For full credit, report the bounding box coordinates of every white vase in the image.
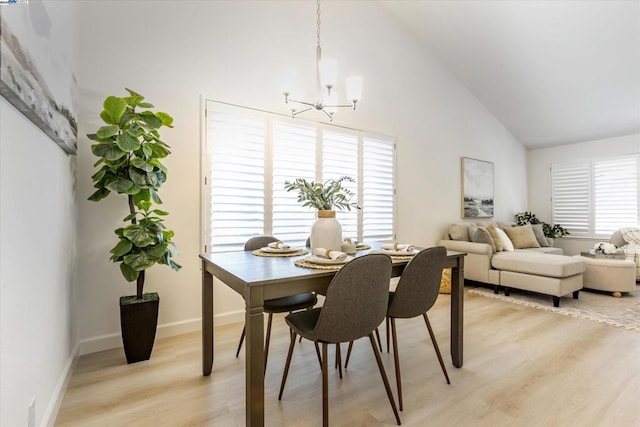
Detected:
[310,210,342,251]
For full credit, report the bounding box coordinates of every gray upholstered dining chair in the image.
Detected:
[235,236,317,371]
[278,254,401,427]
[384,246,450,411]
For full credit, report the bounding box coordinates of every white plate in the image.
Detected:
[261,246,299,253]
[380,248,419,256]
[304,255,354,265]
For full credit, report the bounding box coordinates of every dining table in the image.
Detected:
[200,242,466,426]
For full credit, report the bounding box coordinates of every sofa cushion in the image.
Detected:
[517,247,563,255]
[531,224,549,247]
[449,223,470,241]
[468,224,496,253]
[494,228,514,251]
[504,225,541,249]
[492,252,585,278]
[486,224,504,252]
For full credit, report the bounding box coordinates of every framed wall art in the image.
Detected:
[461,157,494,218]
[0,2,77,154]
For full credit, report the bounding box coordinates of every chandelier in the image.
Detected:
[283,0,362,121]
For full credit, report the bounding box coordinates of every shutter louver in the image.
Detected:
[594,157,638,235]
[551,161,590,234]
[363,137,395,241]
[208,111,265,251]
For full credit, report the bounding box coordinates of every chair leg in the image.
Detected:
[368,333,401,426]
[278,330,298,400]
[386,316,390,353]
[390,317,403,411]
[322,342,329,427]
[345,341,354,369]
[374,327,383,352]
[264,313,273,374]
[423,313,450,384]
[336,343,343,379]
[314,342,322,368]
[235,324,246,358]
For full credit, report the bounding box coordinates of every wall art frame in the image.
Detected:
[0,3,77,154]
[461,157,494,218]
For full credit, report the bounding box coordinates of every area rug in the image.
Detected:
[468,285,640,333]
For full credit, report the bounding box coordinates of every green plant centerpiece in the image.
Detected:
[87,88,181,363]
[514,211,570,238]
[284,176,358,251]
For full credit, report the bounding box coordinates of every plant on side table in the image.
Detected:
[87,88,181,364]
[284,176,358,251]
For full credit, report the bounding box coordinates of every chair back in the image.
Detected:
[387,246,447,319]
[244,236,279,251]
[313,254,392,343]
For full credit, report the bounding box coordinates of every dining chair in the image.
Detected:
[278,254,401,427]
[384,246,450,411]
[235,236,318,372]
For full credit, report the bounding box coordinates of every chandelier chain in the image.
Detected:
[316,0,321,47]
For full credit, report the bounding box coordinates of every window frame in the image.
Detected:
[201,99,397,252]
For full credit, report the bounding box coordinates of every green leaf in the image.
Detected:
[110,239,133,256]
[100,110,116,125]
[119,263,139,282]
[125,88,143,99]
[140,111,163,129]
[131,158,154,172]
[103,96,128,123]
[91,143,127,161]
[152,209,169,216]
[116,133,140,151]
[123,183,141,195]
[143,243,168,259]
[156,112,174,127]
[138,102,154,108]
[129,167,149,186]
[86,133,111,143]
[142,145,152,158]
[88,187,110,202]
[123,212,138,222]
[106,176,134,193]
[123,224,157,247]
[124,252,156,271]
[150,189,163,204]
[148,143,169,159]
[96,125,119,139]
[133,189,151,206]
[91,168,107,182]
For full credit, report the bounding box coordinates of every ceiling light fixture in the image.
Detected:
[283,0,362,121]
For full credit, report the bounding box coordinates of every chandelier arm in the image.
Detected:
[285,97,317,108]
[292,107,314,117]
[321,109,334,121]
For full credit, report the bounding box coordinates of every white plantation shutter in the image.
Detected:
[594,157,638,234]
[550,155,639,237]
[322,129,359,239]
[272,122,317,245]
[362,137,395,241]
[205,100,396,251]
[208,111,266,251]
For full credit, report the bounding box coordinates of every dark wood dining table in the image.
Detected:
[200,243,466,426]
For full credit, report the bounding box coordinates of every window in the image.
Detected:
[550,155,639,237]
[205,101,396,252]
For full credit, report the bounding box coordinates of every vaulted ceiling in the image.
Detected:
[380,0,640,149]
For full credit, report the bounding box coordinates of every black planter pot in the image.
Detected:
[120,292,159,364]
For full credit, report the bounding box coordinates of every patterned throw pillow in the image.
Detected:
[504,225,541,249]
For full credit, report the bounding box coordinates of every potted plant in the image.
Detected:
[87,88,181,363]
[284,176,357,250]
[515,211,570,239]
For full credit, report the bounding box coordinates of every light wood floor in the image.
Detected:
[56,288,640,426]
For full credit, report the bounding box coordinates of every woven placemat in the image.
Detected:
[356,244,371,251]
[369,250,415,261]
[252,249,308,257]
[294,258,344,270]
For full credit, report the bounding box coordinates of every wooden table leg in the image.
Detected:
[451,258,464,368]
[202,264,214,376]
[246,287,265,426]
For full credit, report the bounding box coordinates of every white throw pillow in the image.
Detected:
[494,228,514,252]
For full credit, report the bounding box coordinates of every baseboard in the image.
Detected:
[78,310,245,356]
[42,341,80,427]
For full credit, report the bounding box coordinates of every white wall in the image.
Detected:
[75,1,528,353]
[528,132,640,254]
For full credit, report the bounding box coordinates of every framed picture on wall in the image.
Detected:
[461,157,494,218]
[0,2,77,154]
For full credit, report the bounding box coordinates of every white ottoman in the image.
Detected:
[574,255,636,297]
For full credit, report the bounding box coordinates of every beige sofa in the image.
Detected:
[439,222,585,306]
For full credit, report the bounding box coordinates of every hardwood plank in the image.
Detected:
[56,289,640,426]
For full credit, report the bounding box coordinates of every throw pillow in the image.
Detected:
[504,225,541,249]
[486,224,504,252]
[531,224,549,247]
[469,225,496,253]
[494,228,514,252]
[449,223,470,241]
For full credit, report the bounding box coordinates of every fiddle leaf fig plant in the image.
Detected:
[87,88,180,299]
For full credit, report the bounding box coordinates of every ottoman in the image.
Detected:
[492,252,585,307]
[574,255,636,297]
